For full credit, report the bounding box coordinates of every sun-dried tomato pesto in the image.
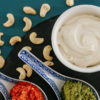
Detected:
[10,82,45,100]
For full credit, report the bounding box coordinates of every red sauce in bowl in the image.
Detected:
[10,82,45,100]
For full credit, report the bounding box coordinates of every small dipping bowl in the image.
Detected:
[51,5,100,73]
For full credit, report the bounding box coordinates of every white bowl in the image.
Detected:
[51,5,100,73]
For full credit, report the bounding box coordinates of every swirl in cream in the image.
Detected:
[58,14,100,67]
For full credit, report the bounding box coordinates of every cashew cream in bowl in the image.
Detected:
[58,14,100,68]
[52,5,100,73]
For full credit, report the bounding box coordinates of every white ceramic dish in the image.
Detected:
[51,5,100,73]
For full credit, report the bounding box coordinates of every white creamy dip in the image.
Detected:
[58,14,100,67]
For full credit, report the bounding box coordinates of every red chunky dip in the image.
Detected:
[10,82,45,100]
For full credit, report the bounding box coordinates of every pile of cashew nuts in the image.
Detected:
[3,3,51,46]
[3,3,51,31]
[0,0,74,79]
[16,64,33,80]
[0,3,51,69]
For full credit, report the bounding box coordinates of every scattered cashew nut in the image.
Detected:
[23,17,32,32]
[66,0,74,6]
[0,56,5,69]
[9,36,22,46]
[22,46,32,51]
[40,3,50,18]
[23,64,32,78]
[0,32,4,46]
[29,32,44,44]
[23,6,37,15]
[44,61,54,67]
[43,45,53,61]
[3,13,15,27]
[16,67,26,80]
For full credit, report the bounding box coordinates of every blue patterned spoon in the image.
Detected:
[18,49,100,100]
[0,72,47,100]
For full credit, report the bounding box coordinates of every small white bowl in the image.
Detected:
[51,5,100,73]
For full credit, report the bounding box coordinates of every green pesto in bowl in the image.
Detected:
[61,81,96,100]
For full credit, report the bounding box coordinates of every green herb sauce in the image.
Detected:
[62,81,96,100]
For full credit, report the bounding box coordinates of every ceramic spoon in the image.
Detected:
[18,49,100,100]
[0,72,47,100]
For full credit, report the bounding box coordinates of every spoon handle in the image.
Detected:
[18,49,68,80]
[18,49,62,100]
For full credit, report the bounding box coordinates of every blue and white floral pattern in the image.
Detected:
[0,81,11,100]
[0,73,17,83]
[18,49,100,100]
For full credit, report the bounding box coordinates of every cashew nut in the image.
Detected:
[23,64,32,78]
[23,17,32,32]
[0,56,5,69]
[22,46,32,51]
[43,45,53,61]
[16,67,26,80]
[0,33,4,46]
[3,13,15,27]
[23,6,37,15]
[44,61,54,67]
[29,32,44,44]
[9,36,22,46]
[66,0,74,6]
[40,4,50,18]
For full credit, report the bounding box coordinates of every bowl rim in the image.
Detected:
[51,4,100,73]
